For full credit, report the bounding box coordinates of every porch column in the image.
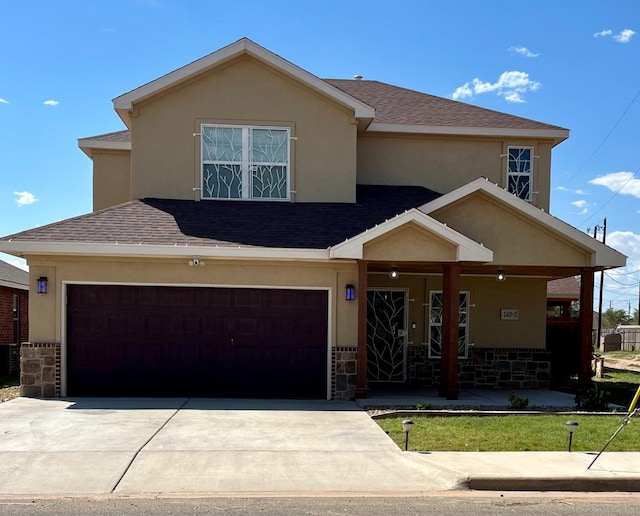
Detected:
[579,267,596,383]
[441,263,461,400]
[355,260,369,399]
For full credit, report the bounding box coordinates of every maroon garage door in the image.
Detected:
[66,285,328,398]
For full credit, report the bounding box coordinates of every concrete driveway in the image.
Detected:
[0,398,463,495]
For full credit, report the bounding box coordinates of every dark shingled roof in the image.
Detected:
[547,276,580,299]
[1,185,440,249]
[0,259,28,289]
[326,79,567,131]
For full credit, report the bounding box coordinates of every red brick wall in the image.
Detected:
[0,287,29,344]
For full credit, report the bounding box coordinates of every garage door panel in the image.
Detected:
[67,285,328,398]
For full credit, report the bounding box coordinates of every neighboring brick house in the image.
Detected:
[0,38,626,400]
[0,260,28,375]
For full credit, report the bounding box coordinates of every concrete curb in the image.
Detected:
[468,476,640,492]
[370,410,623,419]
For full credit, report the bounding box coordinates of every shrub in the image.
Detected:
[508,391,529,409]
[575,382,610,410]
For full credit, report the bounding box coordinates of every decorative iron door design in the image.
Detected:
[367,289,407,382]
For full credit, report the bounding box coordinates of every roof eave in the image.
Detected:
[367,123,569,145]
[77,139,131,159]
[0,240,331,262]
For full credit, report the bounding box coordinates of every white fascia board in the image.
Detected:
[367,123,569,144]
[420,178,627,268]
[0,241,330,262]
[113,38,375,125]
[0,279,28,290]
[77,139,131,158]
[329,209,493,262]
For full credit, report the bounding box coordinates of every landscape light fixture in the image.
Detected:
[402,419,414,451]
[36,277,48,294]
[496,269,506,282]
[566,421,579,452]
[389,268,399,280]
[345,284,355,301]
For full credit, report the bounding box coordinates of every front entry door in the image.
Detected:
[366,289,408,382]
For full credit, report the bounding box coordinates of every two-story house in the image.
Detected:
[0,39,625,400]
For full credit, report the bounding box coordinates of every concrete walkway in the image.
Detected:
[1,396,639,496]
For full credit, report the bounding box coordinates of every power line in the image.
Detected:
[582,164,640,226]
[564,86,640,185]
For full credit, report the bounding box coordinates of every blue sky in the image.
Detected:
[1,0,638,312]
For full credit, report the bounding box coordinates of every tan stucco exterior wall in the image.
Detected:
[91,150,131,211]
[130,55,357,203]
[430,193,591,266]
[363,224,457,262]
[356,134,553,211]
[368,274,547,350]
[26,256,358,349]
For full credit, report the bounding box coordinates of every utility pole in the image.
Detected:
[596,219,607,348]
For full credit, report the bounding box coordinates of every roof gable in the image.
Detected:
[330,209,493,262]
[112,38,374,128]
[420,178,626,268]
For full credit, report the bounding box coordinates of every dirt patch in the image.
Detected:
[0,385,19,403]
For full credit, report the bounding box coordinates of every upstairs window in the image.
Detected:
[201,125,290,200]
[507,146,533,202]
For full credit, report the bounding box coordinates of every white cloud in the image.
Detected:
[0,98,8,104]
[43,99,59,106]
[451,71,541,103]
[589,171,640,197]
[509,46,539,58]
[607,231,640,271]
[594,28,636,43]
[594,29,613,38]
[13,191,37,207]
[556,186,588,195]
[571,200,588,214]
[613,29,636,43]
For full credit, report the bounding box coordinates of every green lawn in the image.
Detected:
[593,368,640,408]
[377,415,640,452]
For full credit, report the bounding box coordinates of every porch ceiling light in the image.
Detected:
[36,276,48,294]
[496,269,506,282]
[389,268,399,280]
[188,256,205,267]
[345,284,356,301]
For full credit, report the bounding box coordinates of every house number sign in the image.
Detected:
[501,309,519,321]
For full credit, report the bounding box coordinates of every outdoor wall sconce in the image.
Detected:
[389,268,399,280]
[345,284,355,301]
[566,420,579,452]
[36,276,48,294]
[496,269,506,282]
[188,256,205,267]
[402,419,414,451]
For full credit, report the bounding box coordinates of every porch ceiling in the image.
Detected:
[365,261,594,279]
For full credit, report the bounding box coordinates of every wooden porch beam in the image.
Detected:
[355,260,368,399]
[442,263,461,400]
[579,267,595,383]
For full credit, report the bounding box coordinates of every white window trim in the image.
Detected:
[506,145,534,202]
[428,290,470,360]
[200,124,291,201]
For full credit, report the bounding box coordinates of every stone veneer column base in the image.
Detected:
[20,343,61,398]
[332,347,357,400]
